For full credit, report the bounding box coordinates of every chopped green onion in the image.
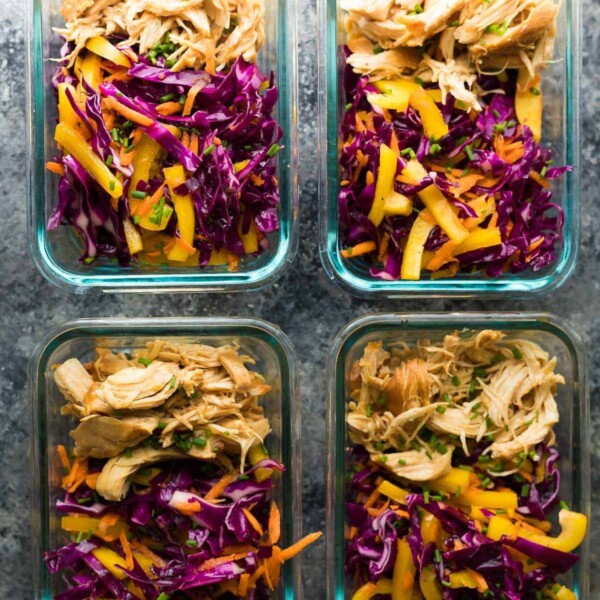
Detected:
[138,357,152,367]
[436,405,447,414]
[512,347,523,360]
[452,375,461,386]
[131,190,147,200]
[267,144,281,157]
[203,144,215,156]
[160,93,175,103]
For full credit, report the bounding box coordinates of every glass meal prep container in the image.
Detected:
[326,313,590,598]
[26,0,298,293]
[317,1,581,298]
[30,317,303,599]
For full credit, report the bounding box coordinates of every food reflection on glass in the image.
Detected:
[338,1,571,281]
[47,0,282,270]
[45,340,321,599]
[345,330,586,599]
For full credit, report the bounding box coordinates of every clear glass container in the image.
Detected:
[30,317,303,598]
[317,1,580,298]
[26,0,298,293]
[326,313,590,598]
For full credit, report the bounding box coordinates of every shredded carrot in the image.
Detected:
[487,212,499,229]
[269,547,283,588]
[364,489,381,509]
[395,509,410,519]
[130,540,166,568]
[280,532,323,562]
[528,238,544,253]
[367,498,390,518]
[156,101,182,116]
[85,472,100,490]
[341,240,377,259]
[529,170,551,189]
[200,552,249,571]
[205,472,238,501]
[120,530,135,571]
[365,170,374,185]
[103,111,116,132]
[238,573,251,597]
[103,97,154,127]
[104,72,132,83]
[134,184,165,217]
[248,565,266,588]
[340,179,351,186]
[263,558,275,590]
[63,458,88,493]
[348,525,358,540]
[162,239,176,254]
[46,161,65,176]
[250,173,265,186]
[173,500,202,515]
[377,233,390,262]
[355,113,365,133]
[450,173,483,196]
[56,445,71,471]
[267,501,281,545]
[426,240,456,271]
[173,236,197,257]
[180,131,191,149]
[189,133,199,156]
[98,512,120,535]
[119,146,136,167]
[183,79,208,116]
[221,544,257,555]
[242,508,264,536]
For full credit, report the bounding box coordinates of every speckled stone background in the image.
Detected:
[0,0,598,597]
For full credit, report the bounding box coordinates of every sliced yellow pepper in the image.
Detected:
[392,538,416,600]
[409,86,449,140]
[401,214,435,281]
[132,552,154,578]
[85,36,131,68]
[80,51,102,92]
[234,160,250,173]
[448,571,477,589]
[429,468,471,495]
[550,585,577,600]
[57,83,86,135]
[123,217,144,255]
[208,248,229,266]
[515,68,543,143]
[61,515,126,538]
[164,165,196,262]
[248,443,273,482]
[452,227,502,256]
[92,546,129,580]
[402,160,469,245]
[421,514,440,546]
[384,192,412,216]
[352,578,393,600]
[238,216,259,254]
[419,565,442,600]
[127,581,146,600]
[458,488,519,510]
[55,122,122,198]
[371,80,418,112]
[128,135,162,204]
[368,144,399,226]
[378,480,409,505]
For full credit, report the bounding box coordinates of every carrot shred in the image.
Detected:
[280,532,323,562]
[426,240,456,272]
[467,568,489,592]
[119,146,136,167]
[364,489,381,509]
[98,512,120,535]
[189,133,199,156]
[103,97,154,127]
[120,530,135,571]
[200,552,249,571]
[367,498,390,518]
[156,101,182,116]
[85,472,100,490]
[529,170,551,189]
[180,131,190,149]
[183,79,208,116]
[63,458,88,493]
[248,565,266,588]
[205,472,238,501]
[528,238,544,253]
[348,525,359,540]
[56,445,71,471]
[227,252,240,272]
[341,240,377,259]
[46,161,66,176]
[267,501,281,545]
[173,500,202,515]
[130,540,166,568]
[238,573,250,597]
[134,184,165,217]
[103,111,116,132]
[242,508,264,536]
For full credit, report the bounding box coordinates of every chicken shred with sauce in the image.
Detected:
[54,340,272,500]
[346,330,564,482]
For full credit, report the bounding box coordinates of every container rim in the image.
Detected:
[29,316,304,599]
[316,0,581,298]
[25,0,299,294]
[326,312,590,599]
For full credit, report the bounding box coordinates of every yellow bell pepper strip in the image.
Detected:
[429,468,471,495]
[370,80,418,112]
[419,565,443,600]
[392,538,416,600]
[55,122,122,199]
[234,160,250,173]
[80,51,103,92]
[402,160,469,245]
[448,571,478,589]
[368,144,399,227]
[421,514,440,546]
[57,83,87,135]
[384,192,412,216]
[239,217,259,254]
[208,248,229,265]
[452,227,502,256]
[489,510,587,553]
[409,86,449,140]
[352,578,393,600]
[548,585,577,600]
[515,68,543,143]
[85,36,131,68]
[61,515,128,539]
[248,443,273,482]
[123,217,144,255]
[164,165,196,261]
[128,135,162,204]
[377,480,409,505]
[458,488,519,510]
[92,546,129,580]
[400,213,435,281]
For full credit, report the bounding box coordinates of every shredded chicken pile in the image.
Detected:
[346,330,563,482]
[58,0,265,71]
[341,0,559,110]
[54,339,272,500]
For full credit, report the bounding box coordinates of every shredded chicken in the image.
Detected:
[54,340,273,501]
[57,0,265,71]
[341,0,561,110]
[346,330,564,482]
